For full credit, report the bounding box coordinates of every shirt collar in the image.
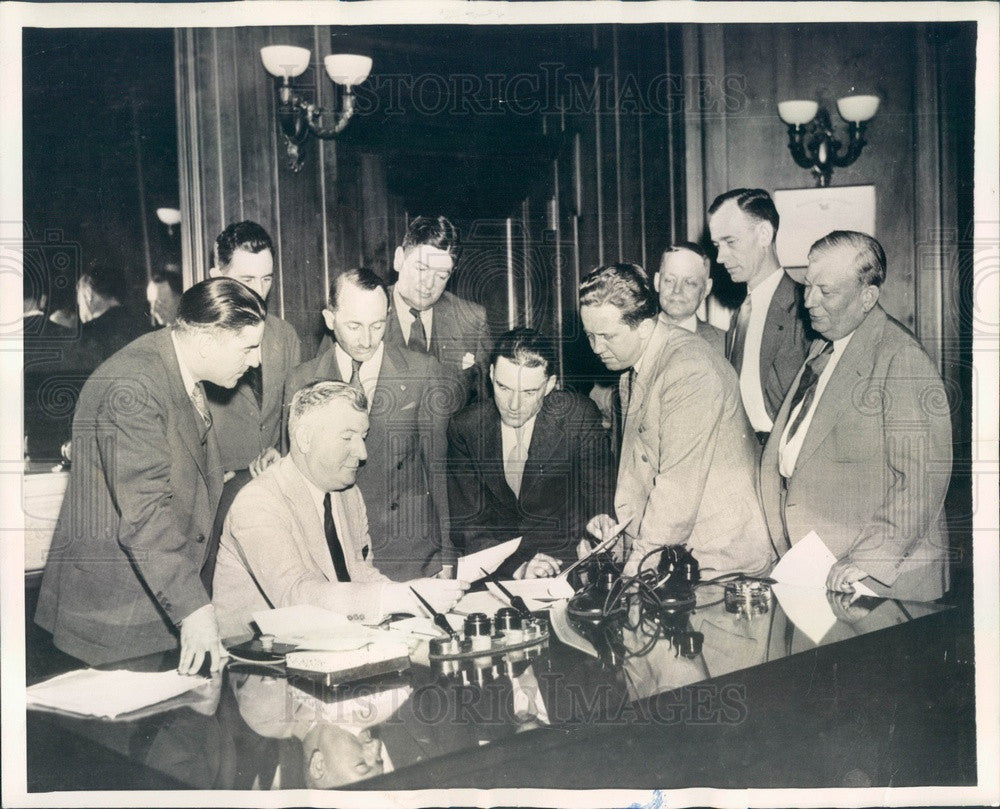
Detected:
[333,342,384,380]
[747,266,785,304]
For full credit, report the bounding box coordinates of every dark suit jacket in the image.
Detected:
[447,390,614,577]
[384,287,491,405]
[282,343,463,580]
[23,314,75,462]
[72,305,151,373]
[727,271,811,422]
[760,305,952,601]
[205,314,301,471]
[34,329,225,665]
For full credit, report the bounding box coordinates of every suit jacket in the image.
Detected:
[727,271,811,422]
[695,318,726,355]
[212,454,391,639]
[23,314,76,462]
[34,329,224,665]
[447,390,615,577]
[384,287,491,405]
[205,314,301,471]
[616,320,774,577]
[73,305,151,373]
[282,343,463,580]
[760,305,952,601]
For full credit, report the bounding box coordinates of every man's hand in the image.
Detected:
[405,578,470,614]
[826,590,874,624]
[514,553,562,580]
[249,448,280,478]
[826,559,868,594]
[178,604,228,675]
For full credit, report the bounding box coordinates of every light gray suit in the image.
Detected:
[212,454,391,639]
[615,320,774,577]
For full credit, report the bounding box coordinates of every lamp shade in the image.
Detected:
[837,94,880,123]
[156,207,181,227]
[260,45,311,79]
[324,54,373,87]
[777,100,819,126]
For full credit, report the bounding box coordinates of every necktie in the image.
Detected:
[728,296,752,375]
[323,493,351,582]
[784,340,835,443]
[348,358,363,393]
[505,428,529,498]
[408,308,428,353]
[190,383,212,428]
[247,364,264,409]
[621,368,637,420]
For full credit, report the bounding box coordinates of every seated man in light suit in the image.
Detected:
[760,231,952,601]
[579,263,774,578]
[652,242,726,354]
[282,268,463,580]
[213,381,467,640]
[448,327,614,579]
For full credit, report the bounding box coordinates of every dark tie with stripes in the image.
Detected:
[785,341,835,443]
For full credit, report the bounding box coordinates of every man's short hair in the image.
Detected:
[490,327,555,377]
[173,277,267,334]
[80,263,127,303]
[328,267,389,310]
[579,263,659,328]
[401,216,458,255]
[151,269,183,297]
[662,241,710,267]
[809,230,887,288]
[288,380,367,436]
[707,188,780,238]
[213,221,274,268]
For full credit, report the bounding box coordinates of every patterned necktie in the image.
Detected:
[247,364,264,409]
[348,358,363,393]
[505,427,529,498]
[323,493,351,582]
[190,383,212,428]
[728,296,752,375]
[784,341,835,443]
[408,308,428,353]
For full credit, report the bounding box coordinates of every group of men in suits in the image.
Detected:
[35,192,954,673]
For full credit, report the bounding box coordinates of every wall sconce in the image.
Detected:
[777,95,880,187]
[260,45,373,173]
[156,207,181,236]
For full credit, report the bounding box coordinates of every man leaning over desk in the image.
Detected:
[212,380,467,640]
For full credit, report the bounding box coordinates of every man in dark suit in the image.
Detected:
[383,216,491,405]
[206,221,301,476]
[652,242,726,354]
[282,269,463,581]
[760,232,952,601]
[35,278,267,672]
[708,189,810,444]
[146,267,183,327]
[448,327,614,579]
[72,262,150,373]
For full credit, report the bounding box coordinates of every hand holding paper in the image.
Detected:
[456,537,521,582]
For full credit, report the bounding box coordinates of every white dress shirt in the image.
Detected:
[392,288,434,345]
[333,342,384,408]
[300,463,354,564]
[778,331,855,478]
[739,267,786,433]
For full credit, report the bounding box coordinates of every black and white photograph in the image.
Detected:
[1,1,997,807]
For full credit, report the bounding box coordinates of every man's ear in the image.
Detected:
[322,308,336,331]
[652,271,661,293]
[636,316,657,341]
[861,284,881,313]
[208,267,221,279]
[755,219,774,247]
[702,276,714,303]
[392,246,405,272]
[543,375,557,396]
[307,748,326,786]
[291,421,312,455]
[196,330,215,358]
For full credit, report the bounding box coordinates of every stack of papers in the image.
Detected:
[252,604,386,650]
[485,577,575,612]
[27,669,206,719]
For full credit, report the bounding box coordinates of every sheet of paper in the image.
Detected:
[771,530,880,601]
[548,601,598,658]
[486,577,575,612]
[252,604,382,649]
[386,615,463,639]
[26,669,206,719]
[771,583,838,645]
[450,589,507,616]
[456,537,522,582]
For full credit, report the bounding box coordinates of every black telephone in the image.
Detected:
[653,545,700,612]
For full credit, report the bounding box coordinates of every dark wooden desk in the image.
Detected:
[25,586,976,794]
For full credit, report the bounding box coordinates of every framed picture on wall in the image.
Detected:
[773,184,876,269]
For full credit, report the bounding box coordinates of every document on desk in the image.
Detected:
[26,668,206,719]
[252,604,384,650]
[486,577,575,612]
[456,537,521,582]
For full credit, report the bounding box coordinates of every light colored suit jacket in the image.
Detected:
[695,318,726,355]
[206,314,301,470]
[213,454,391,639]
[282,343,463,580]
[616,320,774,577]
[35,329,223,665]
[760,305,952,601]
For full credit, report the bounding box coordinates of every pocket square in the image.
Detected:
[462,352,475,370]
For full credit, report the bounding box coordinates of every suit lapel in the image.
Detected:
[481,406,517,505]
[259,315,282,415]
[275,457,336,581]
[525,399,562,469]
[758,272,794,381]
[385,286,408,350]
[428,294,453,361]
[625,321,670,429]
[156,330,212,486]
[368,344,409,459]
[793,308,885,472]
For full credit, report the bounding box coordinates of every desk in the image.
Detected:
[25,585,975,793]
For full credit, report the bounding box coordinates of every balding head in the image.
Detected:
[653,244,713,324]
